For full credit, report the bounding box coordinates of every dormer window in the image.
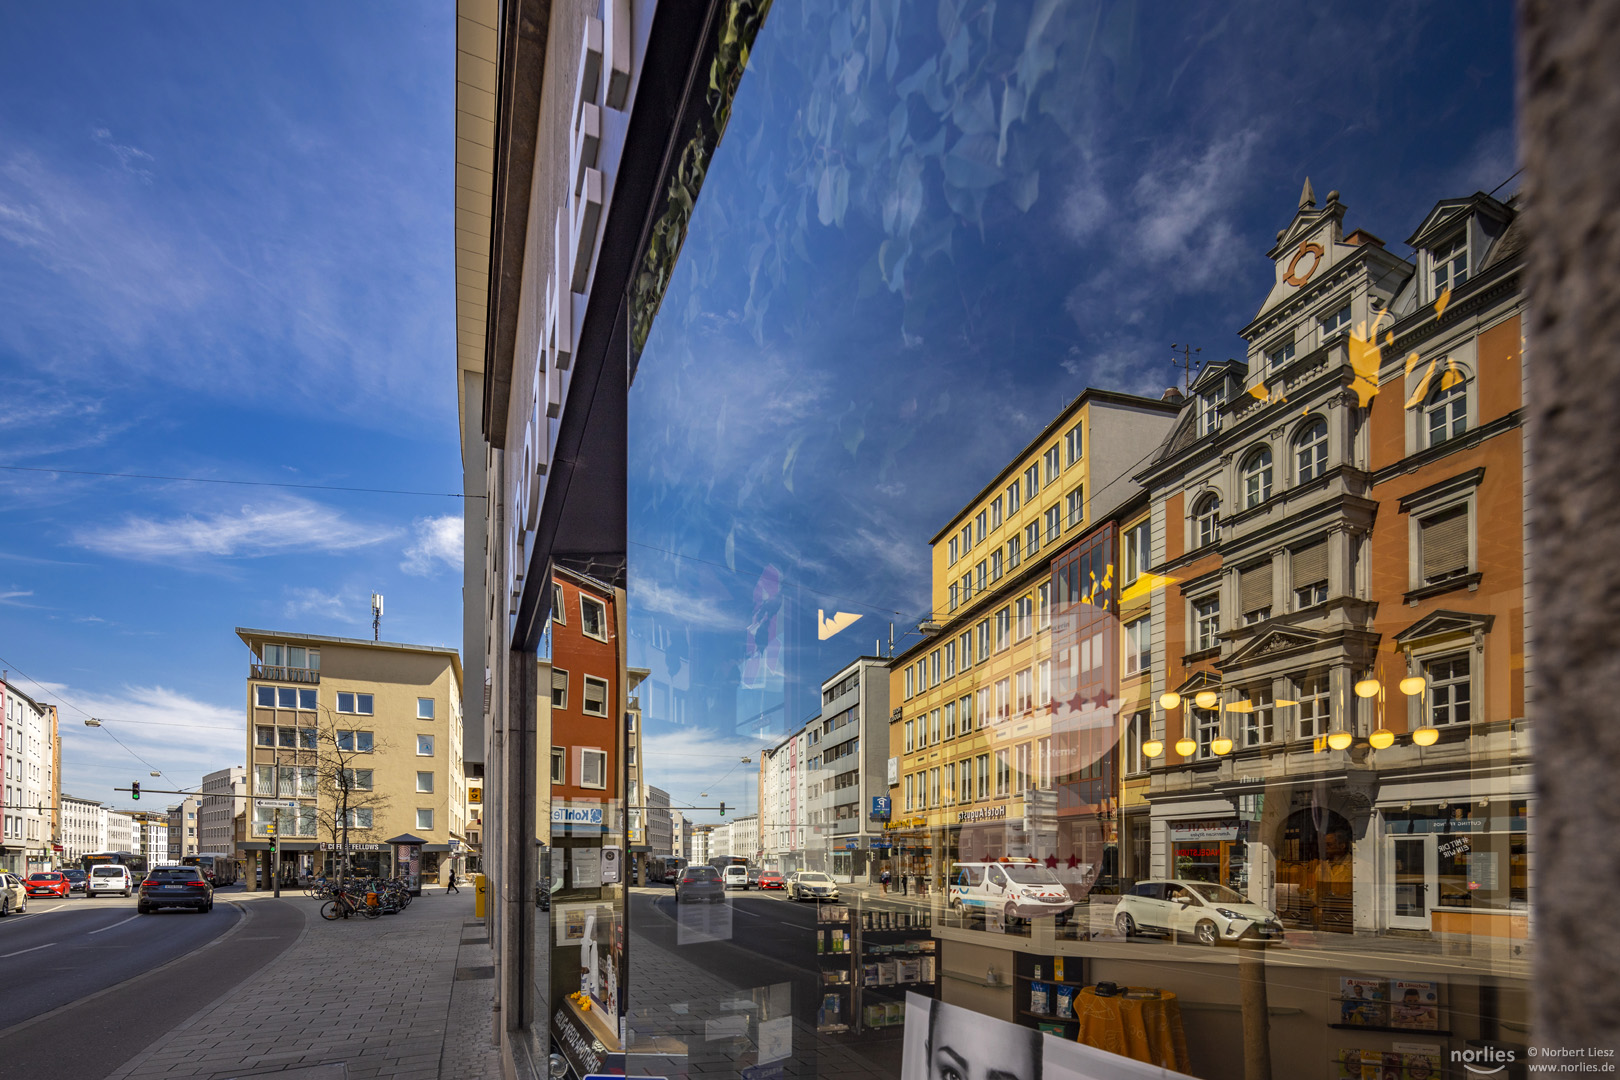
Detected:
[1265,340,1296,370]
[1431,233,1469,297]
[1198,382,1226,437]
[1319,303,1352,341]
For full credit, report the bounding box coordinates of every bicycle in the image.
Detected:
[320,886,380,920]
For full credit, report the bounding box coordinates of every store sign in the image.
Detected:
[553,804,607,831]
[887,757,898,785]
[870,795,891,822]
[958,806,1008,823]
[319,842,386,851]
[1169,820,1240,842]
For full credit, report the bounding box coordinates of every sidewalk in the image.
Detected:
[104,887,501,1080]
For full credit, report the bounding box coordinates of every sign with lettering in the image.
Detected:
[958,806,1008,823]
[552,803,607,831]
[870,795,891,822]
[1169,820,1240,842]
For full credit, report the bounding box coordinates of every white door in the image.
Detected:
[1389,835,1436,931]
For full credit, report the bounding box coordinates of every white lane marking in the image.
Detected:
[87,914,141,935]
[0,942,56,958]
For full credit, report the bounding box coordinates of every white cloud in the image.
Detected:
[0,589,33,605]
[629,575,740,632]
[283,586,366,624]
[92,126,155,183]
[75,497,398,561]
[640,726,767,820]
[400,514,463,576]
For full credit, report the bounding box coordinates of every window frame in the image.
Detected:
[579,593,609,642]
[1194,494,1221,549]
[417,734,435,757]
[581,675,610,718]
[1294,416,1328,483]
[416,771,435,794]
[1242,445,1274,508]
[416,808,434,832]
[579,748,608,790]
[417,697,435,720]
[1193,594,1221,652]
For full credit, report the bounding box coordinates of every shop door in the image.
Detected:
[1389,835,1435,931]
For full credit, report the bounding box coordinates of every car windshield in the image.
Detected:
[91,867,124,877]
[684,868,718,881]
[797,873,831,884]
[29,873,61,881]
[148,869,201,883]
[1003,866,1064,885]
[1189,883,1252,906]
[62,870,84,878]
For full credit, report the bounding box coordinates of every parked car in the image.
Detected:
[675,865,724,904]
[756,870,786,891]
[1113,879,1285,946]
[0,872,27,915]
[746,867,762,887]
[722,865,750,890]
[25,872,71,899]
[137,865,214,914]
[87,864,133,897]
[788,872,839,902]
[948,860,1076,925]
[61,868,88,894]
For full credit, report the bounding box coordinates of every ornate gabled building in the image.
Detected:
[1136,182,1529,944]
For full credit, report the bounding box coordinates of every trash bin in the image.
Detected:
[475,873,487,918]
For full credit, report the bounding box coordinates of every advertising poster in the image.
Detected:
[902,993,1197,1080]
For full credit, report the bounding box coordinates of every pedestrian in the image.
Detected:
[900,870,909,896]
[446,869,461,894]
[880,867,891,894]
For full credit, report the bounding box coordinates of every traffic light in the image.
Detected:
[719,802,726,817]
[131,781,140,801]
[267,819,277,853]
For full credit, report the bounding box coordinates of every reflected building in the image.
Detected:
[806,657,890,882]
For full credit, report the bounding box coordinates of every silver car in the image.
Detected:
[0,871,28,916]
[789,871,839,902]
[1115,879,1284,945]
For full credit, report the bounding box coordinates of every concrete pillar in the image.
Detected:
[1520,0,1620,1049]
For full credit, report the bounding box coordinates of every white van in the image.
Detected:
[88,864,133,897]
[949,860,1075,925]
[723,865,749,890]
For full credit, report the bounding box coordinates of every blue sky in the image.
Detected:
[0,4,462,808]
[626,0,1519,823]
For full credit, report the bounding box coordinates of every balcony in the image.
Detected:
[251,664,320,684]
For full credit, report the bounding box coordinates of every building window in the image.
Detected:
[1419,506,1471,584]
[975,510,987,543]
[1125,616,1151,675]
[1431,233,1468,297]
[1025,520,1041,559]
[995,607,1010,651]
[1126,713,1148,776]
[256,726,275,747]
[1266,339,1296,370]
[995,678,1010,722]
[1292,538,1330,609]
[995,749,1011,797]
[417,734,435,756]
[1064,422,1083,466]
[1296,674,1331,739]
[959,631,974,670]
[580,749,607,789]
[336,692,374,715]
[1007,534,1022,571]
[277,686,297,708]
[256,686,274,708]
[582,676,609,717]
[929,709,941,744]
[1425,378,1468,447]
[930,649,941,686]
[1065,487,1084,529]
[1294,417,1328,483]
[342,768,374,791]
[336,730,374,752]
[904,668,914,700]
[1242,446,1273,508]
[552,583,566,623]
[1037,581,1051,630]
[1239,560,1273,624]
[948,583,959,612]
[948,536,959,566]
[416,809,434,831]
[1194,707,1221,759]
[960,694,975,732]
[990,496,1003,530]
[551,747,566,784]
[580,595,608,640]
[1024,464,1040,501]
[1194,595,1221,651]
[1124,519,1150,581]
[929,768,941,807]
[1194,495,1220,548]
[1038,660,1051,706]
[1044,444,1061,485]
[1045,505,1062,542]
[944,640,957,679]
[551,669,569,709]
[961,523,973,555]
[1320,302,1352,340]
[977,619,991,662]
[417,697,435,720]
[944,701,956,740]
[1015,669,1033,714]
[1426,654,1472,726]
[989,549,1004,582]
[1199,383,1226,436]
[1244,688,1274,747]
[342,808,374,829]
[416,771,434,794]
[976,560,987,593]
[905,720,914,753]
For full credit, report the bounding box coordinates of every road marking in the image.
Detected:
[88,914,141,935]
[0,942,56,958]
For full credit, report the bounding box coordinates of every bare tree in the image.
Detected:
[311,709,391,883]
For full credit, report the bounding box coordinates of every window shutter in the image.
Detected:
[1422,508,1470,580]
[584,679,607,712]
[552,670,568,691]
[1291,540,1329,589]
[1240,562,1273,613]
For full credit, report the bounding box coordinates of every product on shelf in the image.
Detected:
[1055,985,1075,1019]
[1030,981,1050,1015]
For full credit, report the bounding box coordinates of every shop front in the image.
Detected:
[1167,818,1249,893]
[1380,797,1530,938]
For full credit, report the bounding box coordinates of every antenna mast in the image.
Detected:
[371,593,384,641]
[1170,342,1203,392]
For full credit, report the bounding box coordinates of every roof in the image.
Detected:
[235,627,463,686]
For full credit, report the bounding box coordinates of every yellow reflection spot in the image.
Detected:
[1275,699,1299,707]
[1434,287,1452,318]
[1248,384,1268,401]
[817,609,862,641]
[1405,350,1423,378]
[1119,571,1176,604]
[1440,358,1463,391]
[1405,359,1438,408]
[1347,313,1389,407]
[1223,700,1253,713]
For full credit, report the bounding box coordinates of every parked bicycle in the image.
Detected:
[319,885,380,920]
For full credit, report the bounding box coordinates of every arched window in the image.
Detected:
[1242,446,1273,508]
[1194,494,1220,548]
[1425,378,1467,446]
[1294,417,1328,483]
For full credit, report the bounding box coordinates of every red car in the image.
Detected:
[757,871,786,890]
[25,872,71,898]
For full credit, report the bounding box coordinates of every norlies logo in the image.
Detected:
[1452,1046,1515,1075]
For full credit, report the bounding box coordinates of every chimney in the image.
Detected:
[1161,387,1186,405]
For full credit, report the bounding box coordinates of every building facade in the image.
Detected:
[806,657,890,882]
[237,628,465,886]
[759,725,809,872]
[1,679,58,873]
[106,811,133,854]
[130,810,169,864]
[199,766,246,861]
[60,793,107,865]
[167,796,202,863]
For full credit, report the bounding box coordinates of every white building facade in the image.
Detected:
[200,766,246,858]
[60,794,107,865]
[759,727,810,872]
[1,680,57,874]
[167,796,202,862]
[106,811,134,854]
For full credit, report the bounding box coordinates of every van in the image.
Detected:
[88,864,133,897]
[723,865,749,890]
[948,860,1075,925]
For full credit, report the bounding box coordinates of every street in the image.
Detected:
[0,887,304,1080]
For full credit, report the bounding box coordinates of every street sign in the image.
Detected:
[870,795,892,822]
[256,799,299,809]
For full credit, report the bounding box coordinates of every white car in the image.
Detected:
[87,864,134,897]
[722,865,750,890]
[788,872,839,901]
[0,872,27,916]
[1114,879,1284,945]
[949,860,1075,924]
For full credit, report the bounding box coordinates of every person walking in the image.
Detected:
[446,868,461,894]
[880,867,891,894]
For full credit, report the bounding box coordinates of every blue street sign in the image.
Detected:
[871,840,893,849]
[871,795,892,821]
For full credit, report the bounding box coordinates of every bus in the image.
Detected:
[82,851,149,884]
[707,855,749,873]
[654,856,687,884]
[180,854,239,886]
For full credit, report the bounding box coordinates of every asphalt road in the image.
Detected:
[0,887,305,1079]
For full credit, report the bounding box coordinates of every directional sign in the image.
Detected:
[256,799,299,809]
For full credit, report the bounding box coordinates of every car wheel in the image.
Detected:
[1194,919,1219,946]
[1115,911,1137,937]
[0,896,9,917]
[1004,901,1019,929]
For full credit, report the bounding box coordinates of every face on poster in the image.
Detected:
[901,994,1196,1080]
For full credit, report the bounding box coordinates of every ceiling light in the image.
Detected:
[1194,690,1219,710]
[1159,692,1181,711]
[1327,730,1353,750]
[1354,678,1381,699]
[1412,726,1440,746]
[1399,676,1427,696]
[1211,736,1234,755]
[1142,740,1164,759]
[1174,737,1198,757]
[1368,729,1396,750]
